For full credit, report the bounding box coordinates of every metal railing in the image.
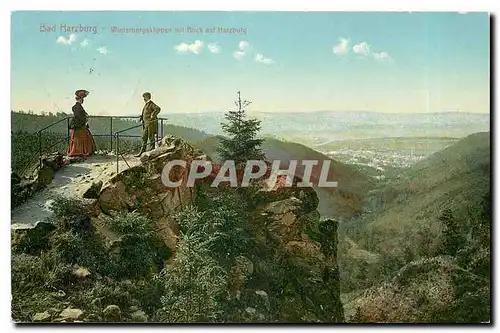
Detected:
[33,115,168,174]
[114,128,167,174]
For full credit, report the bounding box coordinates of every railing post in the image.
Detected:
[116,133,120,174]
[38,131,42,169]
[161,119,164,141]
[156,120,159,148]
[110,117,113,152]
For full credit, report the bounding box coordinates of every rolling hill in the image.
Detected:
[342,131,490,274]
[338,132,490,322]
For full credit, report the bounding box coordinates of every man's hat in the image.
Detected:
[75,89,90,98]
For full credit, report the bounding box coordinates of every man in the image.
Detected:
[135,92,161,157]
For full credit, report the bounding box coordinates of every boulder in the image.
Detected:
[146,174,169,193]
[103,305,121,322]
[82,198,101,217]
[139,143,176,163]
[130,310,148,322]
[99,181,136,214]
[59,308,84,322]
[33,311,51,322]
[72,266,91,279]
[284,240,325,267]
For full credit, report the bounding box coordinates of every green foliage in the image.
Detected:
[50,230,109,273]
[11,252,72,295]
[217,92,264,165]
[193,189,257,264]
[439,209,466,256]
[11,252,74,321]
[11,131,66,176]
[51,196,87,220]
[445,192,491,323]
[159,206,228,322]
[103,212,171,279]
[11,201,171,322]
[104,211,152,235]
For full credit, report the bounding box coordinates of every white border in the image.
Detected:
[2,1,497,332]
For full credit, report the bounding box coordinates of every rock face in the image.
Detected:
[255,195,344,322]
[96,136,199,256]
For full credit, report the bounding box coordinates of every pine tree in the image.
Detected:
[160,206,227,322]
[217,91,264,166]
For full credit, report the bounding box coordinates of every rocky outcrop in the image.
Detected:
[95,136,344,322]
[253,196,344,322]
[12,221,56,254]
[11,152,67,208]
[95,136,200,256]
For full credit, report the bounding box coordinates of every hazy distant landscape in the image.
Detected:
[164,111,489,171]
[13,110,490,174]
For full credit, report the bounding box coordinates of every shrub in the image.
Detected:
[159,221,227,322]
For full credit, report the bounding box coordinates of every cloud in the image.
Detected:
[233,51,245,61]
[372,51,392,62]
[56,34,77,45]
[333,38,350,55]
[80,39,90,48]
[97,46,109,55]
[254,53,274,65]
[233,41,252,61]
[174,40,204,54]
[208,43,221,54]
[238,41,250,51]
[353,42,371,56]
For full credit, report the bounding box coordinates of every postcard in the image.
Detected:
[10,11,491,324]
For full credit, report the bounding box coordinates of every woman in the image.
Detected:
[67,89,95,157]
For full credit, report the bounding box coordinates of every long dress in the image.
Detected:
[67,102,95,157]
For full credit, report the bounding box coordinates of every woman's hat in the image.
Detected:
[75,89,90,98]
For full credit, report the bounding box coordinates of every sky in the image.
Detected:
[11,11,490,115]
